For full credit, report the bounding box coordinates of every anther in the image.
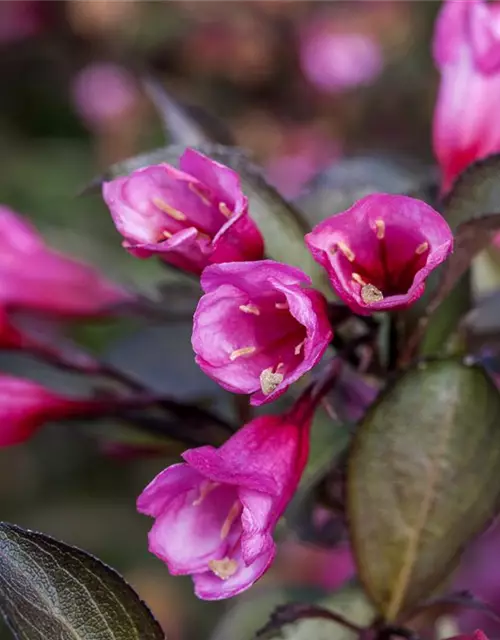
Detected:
[153,198,187,221]
[361,284,384,304]
[275,302,289,310]
[352,273,366,286]
[374,220,385,240]
[337,241,356,262]
[219,202,232,218]
[208,557,238,580]
[415,241,429,255]
[220,501,242,540]
[162,230,173,239]
[260,367,284,395]
[188,182,211,206]
[239,304,260,316]
[230,346,256,361]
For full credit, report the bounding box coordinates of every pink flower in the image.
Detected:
[102,149,264,275]
[0,206,131,317]
[305,194,453,315]
[0,375,95,447]
[0,1,43,44]
[71,63,139,129]
[447,633,488,640]
[433,0,500,193]
[191,260,332,406]
[137,405,312,600]
[300,23,383,93]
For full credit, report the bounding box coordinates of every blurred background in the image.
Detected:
[0,2,445,638]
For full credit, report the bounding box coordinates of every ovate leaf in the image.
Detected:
[347,359,500,621]
[0,522,164,639]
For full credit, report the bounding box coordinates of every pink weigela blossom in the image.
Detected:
[0,206,130,318]
[102,149,264,275]
[305,194,453,315]
[137,405,312,600]
[191,260,332,405]
[0,376,98,447]
[433,0,500,193]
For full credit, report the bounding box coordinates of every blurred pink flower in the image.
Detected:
[0,375,99,447]
[71,62,139,129]
[137,399,314,600]
[433,0,500,193]
[0,1,43,44]
[103,149,264,275]
[305,194,453,315]
[300,23,383,93]
[265,127,341,199]
[192,260,332,405]
[0,205,131,317]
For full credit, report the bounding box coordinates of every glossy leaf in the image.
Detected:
[347,359,500,621]
[0,522,164,640]
[89,144,331,295]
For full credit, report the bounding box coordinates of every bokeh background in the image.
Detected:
[0,2,447,639]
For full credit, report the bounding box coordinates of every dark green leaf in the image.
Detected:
[0,522,164,640]
[347,359,500,621]
[295,156,437,226]
[252,584,375,640]
[87,145,331,295]
[256,604,363,639]
[443,154,500,232]
[287,454,348,549]
[143,76,234,146]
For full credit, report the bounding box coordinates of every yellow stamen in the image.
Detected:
[361,284,384,304]
[352,273,366,286]
[375,219,385,239]
[260,367,284,395]
[220,501,242,540]
[153,197,187,221]
[192,481,218,507]
[162,230,173,239]
[415,241,429,255]
[230,346,256,361]
[189,182,211,206]
[208,557,238,580]
[337,241,356,262]
[219,202,232,218]
[294,341,305,356]
[239,304,260,316]
[275,302,289,310]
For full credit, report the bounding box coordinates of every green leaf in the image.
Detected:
[399,155,500,364]
[347,359,500,622]
[143,76,234,146]
[254,583,375,640]
[88,144,331,296]
[295,155,437,226]
[443,154,500,232]
[0,522,164,640]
